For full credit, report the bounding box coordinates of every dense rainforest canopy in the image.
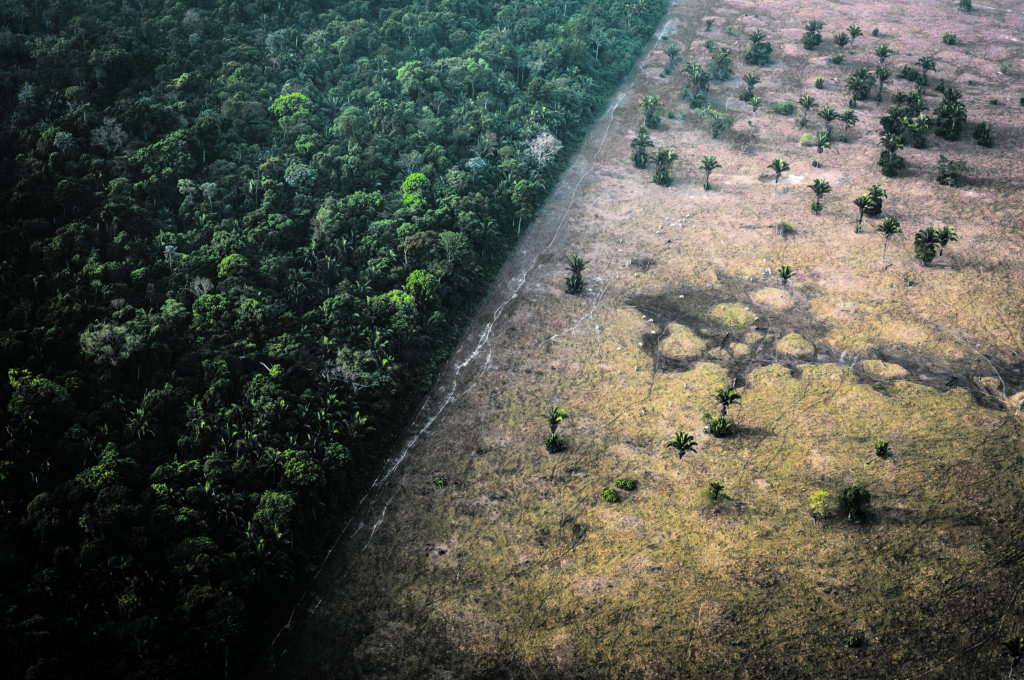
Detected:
[0,0,666,677]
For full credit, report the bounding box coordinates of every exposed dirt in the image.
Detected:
[269,1,1024,678]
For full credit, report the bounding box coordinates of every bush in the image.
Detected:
[973,121,994,147]
[844,635,862,648]
[773,101,795,115]
[898,65,925,85]
[600,487,620,503]
[959,0,972,11]
[433,476,447,488]
[705,414,733,437]
[830,54,844,65]
[801,31,823,50]
[936,155,967,186]
[545,433,567,453]
[800,132,816,146]
[943,32,957,45]
[841,484,871,521]
[615,478,638,491]
[871,27,879,36]
[776,221,794,236]
[808,490,836,519]
[814,76,825,89]
[809,199,822,214]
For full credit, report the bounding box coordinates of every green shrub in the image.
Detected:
[433,476,447,488]
[773,101,795,115]
[800,132,816,146]
[871,27,879,37]
[844,635,862,648]
[943,32,957,45]
[830,54,844,65]
[615,478,638,491]
[959,0,972,11]
[601,487,620,503]
[936,155,967,186]
[973,121,994,147]
[545,433,567,453]
[814,76,825,89]
[705,414,733,437]
[808,490,836,519]
[841,484,871,521]
[700,481,729,506]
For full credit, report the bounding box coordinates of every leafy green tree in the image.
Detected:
[697,107,732,138]
[875,65,891,101]
[847,67,874,102]
[801,20,825,50]
[684,60,711,107]
[564,253,588,294]
[401,172,433,212]
[877,217,901,262]
[813,130,832,154]
[865,184,887,217]
[700,155,721,190]
[875,43,895,64]
[848,24,864,47]
[666,430,697,459]
[743,72,761,92]
[768,158,790,183]
[817,105,840,135]
[937,155,968,186]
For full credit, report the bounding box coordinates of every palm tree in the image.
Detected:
[937,225,958,255]
[813,130,832,154]
[853,194,872,230]
[833,31,850,49]
[638,94,662,129]
[841,484,871,521]
[877,216,901,262]
[808,178,832,201]
[917,56,937,85]
[714,386,742,416]
[914,227,941,265]
[847,24,864,48]
[564,254,587,293]
[563,254,587,275]
[865,184,887,216]
[768,158,790,183]
[875,65,891,102]
[631,125,654,168]
[666,430,697,459]
[776,264,794,285]
[743,71,761,92]
[839,108,858,132]
[544,406,567,433]
[878,150,905,177]
[874,43,895,64]
[874,439,890,458]
[817,105,840,135]
[700,155,721,190]
[798,94,817,126]
[653,147,676,186]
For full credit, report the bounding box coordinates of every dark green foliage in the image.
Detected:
[865,184,888,217]
[700,155,722,190]
[545,433,568,453]
[815,76,826,90]
[810,200,823,215]
[768,159,790,183]
[601,487,621,503]
[776,264,795,285]
[960,0,972,11]
[705,414,734,437]
[802,20,825,50]
[943,32,957,45]
[667,430,698,459]
[841,484,871,520]
[433,476,448,488]
[632,125,655,168]
[709,48,735,81]
[877,218,902,262]
[744,30,774,66]
[831,54,845,65]
[715,386,742,415]
[639,94,664,129]
[653,147,677,187]
[915,227,941,265]
[564,254,588,293]
[934,87,968,141]
[0,0,670,677]
[701,481,729,506]
[847,67,875,102]
[774,102,796,115]
[878,150,906,177]
[544,406,567,433]
[874,439,891,458]
[845,635,863,648]
[898,65,926,86]
[834,31,850,49]
[973,122,994,147]
[615,478,638,491]
[937,155,968,186]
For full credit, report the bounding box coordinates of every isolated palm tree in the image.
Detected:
[700,155,721,190]
[818,105,840,135]
[914,227,942,265]
[798,94,817,126]
[875,65,891,102]
[853,194,872,228]
[666,430,698,459]
[715,386,742,416]
[874,43,895,64]
[768,158,790,183]
[808,178,832,201]
[544,406,567,433]
[877,216,901,262]
[847,24,864,48]
[776,264,794,285]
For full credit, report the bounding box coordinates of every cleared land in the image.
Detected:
[272,1,1024,678]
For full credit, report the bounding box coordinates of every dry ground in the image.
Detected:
[268,1,1024,678]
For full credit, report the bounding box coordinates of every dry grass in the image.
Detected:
[270,1,1024,678]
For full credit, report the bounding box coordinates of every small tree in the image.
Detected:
[875,65,891,102]
[934,86,967,141]
[544,406,567,433]
[744,29,773,66]
[701,481,729,507]
[801,20,825,50]
[666,430,697,459]
[700,155,722,190]
[808,178,832,202]
[936,225,958,255]
[715,386,742,416]
[833,31,850,49]
[813,130,832,154]
[564,254,588,293]
[776,264,794,285]
[865,184,887,216]
[847,24,864,48]
[703,413,734,437]
[768,158,790,183]
[798,94,817,127]
[874,43,895,64]
[638,94,663,129]
[545,432,567,453]
[817,105,840,135]
[684,60,711,108]
[853,194,872,230]
[743,71,761,92]
[914,227,941,265]
[653,147,676,186]
[841,484,871,521]
[877,217,901,262]
[873,439,891,458]
[631,125,654,168]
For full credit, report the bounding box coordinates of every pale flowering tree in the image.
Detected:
[526,132,563,168]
